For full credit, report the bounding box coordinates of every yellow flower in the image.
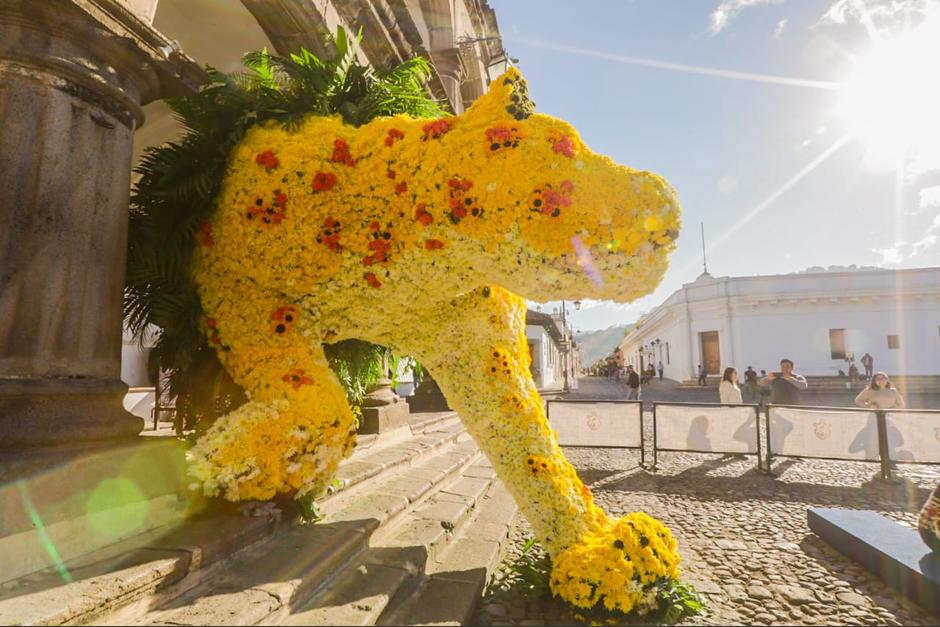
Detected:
[187,67,683,614]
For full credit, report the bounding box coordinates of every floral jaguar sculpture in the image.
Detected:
[189,68,682,614]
